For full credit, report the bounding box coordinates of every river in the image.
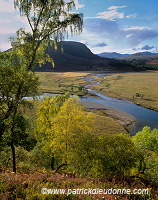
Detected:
[80,74,158,135]
[24,73,158,135]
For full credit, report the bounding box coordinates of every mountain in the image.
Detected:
[97,52,129,59]
[34,41,136,72]
[98,51,158,60]
[34,41,111,72]
[118,52,158,60]
[134,51,157,55]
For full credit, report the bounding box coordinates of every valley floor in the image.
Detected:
[91,70,158,112]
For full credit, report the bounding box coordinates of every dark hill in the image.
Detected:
[34,41,132,72]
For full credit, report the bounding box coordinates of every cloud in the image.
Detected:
[141,45,154,50]
[123,26,153,31]
[126,13,137,18]
[84,18,158,49]
[93,42,107,47]
[132,48,138,52]
[0,0,15,13]
[96,10,124,20]
[108,6,127,10]
[95,6,127,20]
[84,18,119,34]
[124,26,158,45]
[74,0,85,10]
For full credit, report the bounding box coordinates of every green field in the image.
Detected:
[36,71,158,111]
[35,72,92,96]
[91,71,158,111]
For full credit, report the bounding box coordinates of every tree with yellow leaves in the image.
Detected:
[35,95,94,172]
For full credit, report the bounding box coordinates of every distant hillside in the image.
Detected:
[118,52,158,68]
[146,57,158,67]
[98,51,158,69]
[34,41,133,72]
[98,52,129,59]
[119,52,158,60]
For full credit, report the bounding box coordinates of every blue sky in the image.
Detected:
[0,0,158,54]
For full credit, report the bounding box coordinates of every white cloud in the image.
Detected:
[96,9,124,20]
[126,13,137,18]
[123,26,153,31]
[74,0,85,10]
[94,5,130,21]
[126,34,134,38]
[108,6,127,10]
[0,0,15,13]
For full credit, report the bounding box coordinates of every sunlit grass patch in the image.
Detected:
[35,72,92,95]
[92,71,158,111]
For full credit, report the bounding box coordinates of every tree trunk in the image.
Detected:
[51,156,55,170]
[11,143,16,173]
[54,163,68,174]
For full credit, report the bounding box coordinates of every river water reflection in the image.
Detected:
[81,74,158,135]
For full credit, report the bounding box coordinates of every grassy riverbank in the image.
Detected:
[91,71,158,111]
[35,72,93,96]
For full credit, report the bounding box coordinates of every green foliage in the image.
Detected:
[0,50,39,172]
[91,133,142,178]
[132,126,158,152]
[29,143,53,168]
[130,59,147,71]
[2,114,36,150]
[35,93,70,146]
[132,127,158,182]
[35,95,94,168]
[36,96,143,178]
[0,51,39,143]
[12,0,83,70]
[50,96,94,163]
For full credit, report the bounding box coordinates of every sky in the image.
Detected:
[0,0,158,54]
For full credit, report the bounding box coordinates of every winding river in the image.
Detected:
[25,73,158,135]
[80,74,158,135]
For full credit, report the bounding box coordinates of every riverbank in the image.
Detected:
[91,71,158,112]
[81,71,158,134]
[80,100,136,133]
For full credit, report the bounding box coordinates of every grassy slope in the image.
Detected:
[91,71,158,111]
